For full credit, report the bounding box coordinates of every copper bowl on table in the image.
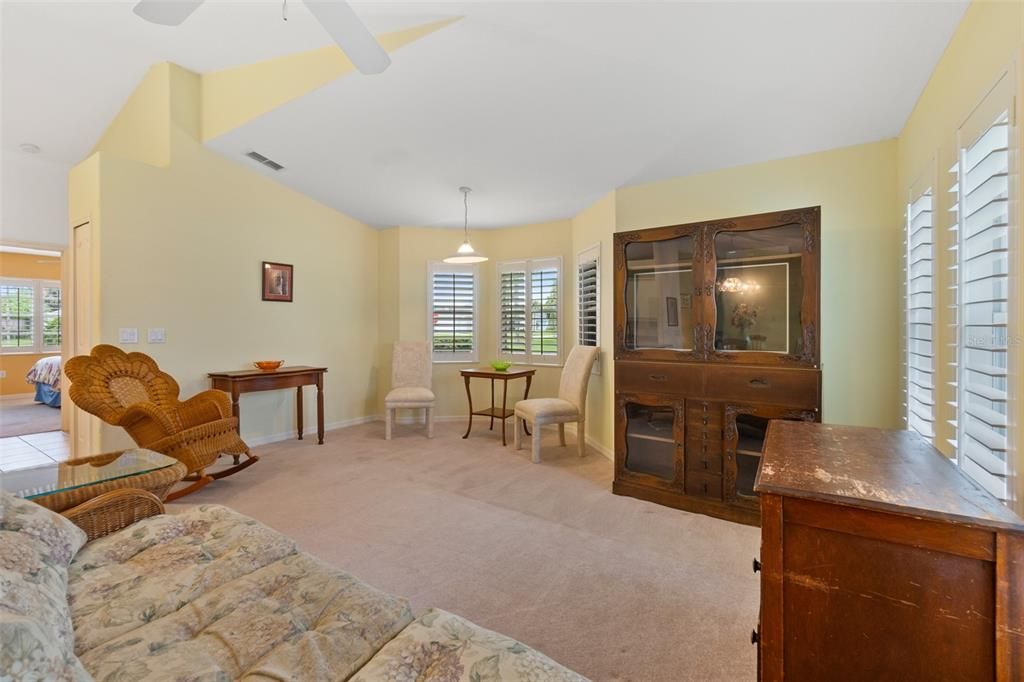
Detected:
[254,360,284,371]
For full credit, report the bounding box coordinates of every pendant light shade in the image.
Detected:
[444,187,487,264]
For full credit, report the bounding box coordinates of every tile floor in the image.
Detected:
[0,430,71,472]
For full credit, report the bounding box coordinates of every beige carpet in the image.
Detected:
[0,394,61,437]
[172,421,760,681]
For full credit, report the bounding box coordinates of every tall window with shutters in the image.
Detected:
[498,258,561,364]
[949,86,1015,504]
[905,189,935,442]
[577,245,600,349]
[428,262,478,362]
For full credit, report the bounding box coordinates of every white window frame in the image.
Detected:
[0,277,61,354]
[497,256,563,366]
[427,261,479,363]
[948,68,1017,509]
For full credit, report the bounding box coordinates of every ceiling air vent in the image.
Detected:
[245,150,285,171]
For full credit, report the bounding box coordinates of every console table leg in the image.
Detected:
[316,375,324,445]
[489,378,496,430]
[500,379,509,446]
[231,387,241,435]
[462,374,474,439]
[296,386,304,440]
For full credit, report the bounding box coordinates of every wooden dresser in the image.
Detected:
[754,421,1024,681]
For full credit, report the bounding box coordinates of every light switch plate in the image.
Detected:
[147,328,166,344]
[118,327,139,344]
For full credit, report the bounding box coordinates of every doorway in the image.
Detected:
[0,244,70,467]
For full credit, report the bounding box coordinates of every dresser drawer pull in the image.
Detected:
[702,481,709,494]
[749,377,769,388]
[648,374,668,382]
[750,629,759,645]
[701,458,709,470]
[752,557,761,573]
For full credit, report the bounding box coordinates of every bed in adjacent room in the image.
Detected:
[25,355,61,407]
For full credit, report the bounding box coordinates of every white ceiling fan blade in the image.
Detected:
[302,0,391,75]
[133,0,205,26]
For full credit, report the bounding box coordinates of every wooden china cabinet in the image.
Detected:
[612,206,822,525]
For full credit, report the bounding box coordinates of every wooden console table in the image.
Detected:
[208,366,328,444]
[460,367,535,446]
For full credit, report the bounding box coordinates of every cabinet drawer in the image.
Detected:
[686,403,723,429]
[685,471,723,500]
[703,367,819,407]
[685,431,723,453]
[617,362,703,396]
[685,447,723,475]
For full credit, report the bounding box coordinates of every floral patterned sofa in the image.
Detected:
[0,490,587,681]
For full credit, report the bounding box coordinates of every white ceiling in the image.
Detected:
[2,1,968,229]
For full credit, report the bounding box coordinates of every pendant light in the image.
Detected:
[443,186,488,264]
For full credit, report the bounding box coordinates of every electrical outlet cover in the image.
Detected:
[118,327,139,344]
[147,328,166,344]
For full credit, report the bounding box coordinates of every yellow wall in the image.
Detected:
[0,252,62,395]
[615,140,902,430]
[77,63,381,450]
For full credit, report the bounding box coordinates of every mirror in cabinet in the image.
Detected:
[713,225,804,354]
[621,401,679,483]
[624,235,696,351]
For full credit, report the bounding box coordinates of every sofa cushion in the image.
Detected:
[0,491,91,681]
[351,608,589,682]
[69,504,413,681]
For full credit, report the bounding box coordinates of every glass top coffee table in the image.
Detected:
[1,449,186,511]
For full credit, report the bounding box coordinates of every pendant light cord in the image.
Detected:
[463,188,470,241]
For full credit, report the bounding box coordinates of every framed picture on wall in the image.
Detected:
[262,261,293,302]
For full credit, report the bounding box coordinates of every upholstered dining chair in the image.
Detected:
[65,345,257,500]
[384,341,435,440]
[514,345,599,463]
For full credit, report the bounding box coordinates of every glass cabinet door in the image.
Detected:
[713,225,804,354]
[622,402,678,482]
[624,235,696,351]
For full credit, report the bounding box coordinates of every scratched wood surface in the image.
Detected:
[756,421,1024,532]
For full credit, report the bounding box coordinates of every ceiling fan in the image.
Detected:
[132,0,391,75]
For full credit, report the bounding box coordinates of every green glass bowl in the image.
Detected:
[490,360,512,372]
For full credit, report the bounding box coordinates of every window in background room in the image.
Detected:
[904,189,935,442]
[949,75,1015,505]
[0,279,60,353]
[428,262,478,362]
[498,257,561,364]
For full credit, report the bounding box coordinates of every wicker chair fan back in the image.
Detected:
[66,345,182,426]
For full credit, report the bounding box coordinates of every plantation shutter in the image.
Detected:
[950,90,1013,502]
[429,264,477,361]
[0,282,35,350]
[905,189,935,441]
[498,258,561,363]
[500,270,527,354]
[577,248,599,347]
[531,265,559,357]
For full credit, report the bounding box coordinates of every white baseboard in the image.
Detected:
[245,415,376,447]
[245,413,614,461]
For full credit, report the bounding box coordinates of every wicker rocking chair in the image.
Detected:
[66,345,258,500]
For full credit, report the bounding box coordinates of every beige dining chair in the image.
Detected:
[513,345,599,463]
[384,341,435,440]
